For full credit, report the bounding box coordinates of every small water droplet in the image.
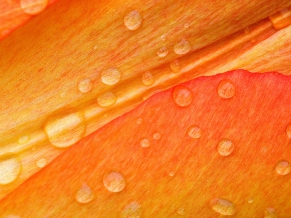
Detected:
[93,45,98,50]
[172,85,193,107]
[153,132,161,140]
[177,207,185,215]
[217,139,234,156]
[187,125,202,139]
[169,172,175,177]
[36,158,47,168]
[217,79,235,99]
[75,183,95,204]
[20,0,48,15]
[18,135,29,144]
[0,155,21,185]
[210,198,236,216]
[184,23,190,28]
[59,91,66,98]
[97,91,117,107]
[101,68,121,85]
[157,46,169,58]
[286,124,291,138]
[275,160,290,175]
[103,171,126,192]
[136,117,143,125]
[121,201,142,218]
[174,39,191,55]
[247,198,254,204]
[264,208,277,218]
[161,34,166,41]
[124,10,142,30]
[142,71,155,86]
[78,78,93,93]
[170,59,181,73]
[44,111,86,148]
[140,138,150,148]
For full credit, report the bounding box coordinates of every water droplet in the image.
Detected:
[217,139,234,156]
[184,23,190,28]
[247,198,254,204]
[161,34,166,41]
[20,0,48,15]
[174,39,191,55]
[18,135,29,144]
[157,46,169,58]
[36,158,47,168]
[136,117,143,125]
[264,208,277,218]
[169,172,175,177]
[44,111,86,148]
[140,138,150,148]
[75,183,95,204]
[170,59,181,73]
[97,91,117,107]
[103,171,126,192]
[177,207,185,215]
[217,79,235,99]
[59,91,66,98]
[142,71,155,86]
[153,132,161,140]
[101,68,121,85]
[275,160,290,175]
[0,155,21,185]
[124,10,142,30]
[93,45,98,50]
[187,125,201,139]
[172,85,193,107]
[121,201,142,218]
[286,124,291,138]
[78,78,93,93]
[210,198,236,216]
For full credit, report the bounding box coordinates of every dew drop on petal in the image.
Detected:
[75,183,95,204]
[217,79,235,99]
[264,208,277,218]
[247,198,254,204]
[0,155,21,185]
[153,132,161,140]
[78,78,93,93]
[18,135,29,144]
[170,59,181,73]
[169,172,175,177]
[184,23,190,28]
[101,68,121,85]
[161,34,166,41]
[121,201,142,218]
[217,139,234,156]
[286,124,291,138]
[177,207,185,215]
[187,125,201,139]
[174,39,191,55]
[97,92,117,107]
[210,198,236,216]
[157,46,169,58]
[20,0,48,15]
[172,85,193,107]
[140,138,150,148]
[136,117,143,125]
[103,171,126,193]
[275,160,290,175]
[124,10,142,30]
[36,158,47,168]
[142,71,155,86]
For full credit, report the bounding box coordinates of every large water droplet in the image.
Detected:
[264,208,277,218]
[275,160,290,175]
[286,124,291,138]
[174,39,191,55]
[78,78,93,93]
[121,201,142,218]
[75,183,95,204]
[142,71,155,86]
[172,85,193,107]
[97,91,117,107]
[101,68,121,85]
[140,138,150,148]
[157,46,169,58]
[217,79,235,99]
[44,111,86,148]
[210,198,236,215]
[18,135,29,144]
[20,0,48,15]
[170,59,181,73]
[217,139,234,156]
[124,10,142,30]
[36,158,47,168]
[187,125,202,139]
[103,171,126,192]
[0,155,21,185]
